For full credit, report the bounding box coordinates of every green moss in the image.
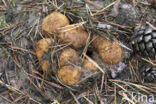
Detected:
[0,16,9,27]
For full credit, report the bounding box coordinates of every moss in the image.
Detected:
[0,16,9,27]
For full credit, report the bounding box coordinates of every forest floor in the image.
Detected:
[0,0,156,104]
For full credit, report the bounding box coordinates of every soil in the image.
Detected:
[0,0,156,104]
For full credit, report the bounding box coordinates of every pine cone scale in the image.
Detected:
[142,66,156,82]
[132,24,156,59]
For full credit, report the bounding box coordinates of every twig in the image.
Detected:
[141,57,156,66]
[2,0,7,7]
[0,80,24,94]
[112,82,136,104]
[27,73,63,89]
[9,46,36,55]
[146,21,156,30]
[0,80,40,104]
[114,85,117,104]
[20,0,33,4]
[0,94,13,103]
[110,0,120,17]
[84,0,103,9]
[81,32,91,62]
[83,96,94,104]
[58,21,86,32]
[14,95,27,103]
[0,6,6,10]
[54,42,72,53]
[8,92,17,104]
[92,0,118,16]
[109,79,156,94]
[83,53,105,73]
[1,22,26,37]
[70,91,80,104]
[100,73,105,92]
[104,20,132,29]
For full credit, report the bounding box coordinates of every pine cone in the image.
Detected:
[142,66,156,82]
[131,24,156,59]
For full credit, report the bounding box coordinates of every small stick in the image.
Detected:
[92,0,117,16]
[146,21,156,30]
[100,73,105,92]
[83,96,94,104]
[83,53,105,73]
[9,46,36,55]
[0,94,13,103]
[84,0,103,9]
[141,57,156,66]
[104,20,132,29]
[27,73,64,89]
[0,80,23,94]
[2,0,7,7]
[57,21,86,32]
[0,6,6,10]
[70,91,80,104]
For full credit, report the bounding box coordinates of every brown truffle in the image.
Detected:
[92,35,123,65]
[59,48,79,67]
[58,24,89,50]
[36,38,53,71]
[58,65,82,85]
[82,59,98,71]
[42,12,70,37]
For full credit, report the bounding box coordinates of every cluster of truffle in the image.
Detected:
[36,12,123,85]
